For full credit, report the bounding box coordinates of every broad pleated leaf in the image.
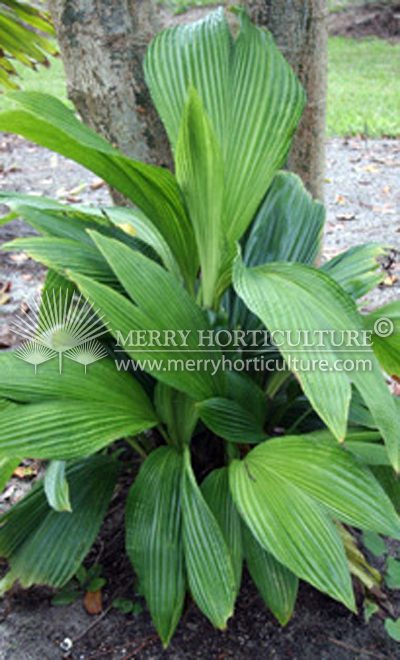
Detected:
[8,204,160,261]
[0,92,197,286]
[232,172,324,331]
[4,236,118,285]
[0,192,180,280]
[0,355,157,458]
[242,524,298,625]
[182,449,236,628]
[154,382,198,450]
[243,172,324,267]
[248,436,400,536]
[44,461,71,512]
[321,244,386,300]
[197,397,267,444]
[126,447,185,646]
[201,467,243,595]
[0,456,120,594]
[233,257,400,470]
[371,466,400,515]
[229,451,355,609]
[225,371,267,428]
[0,350,152,408]
[145,8,304,242]
[176,88,224,307]
[71,232,225,399]
[346,441,391,466]
[364,301,400,377]
[0,399,157,459]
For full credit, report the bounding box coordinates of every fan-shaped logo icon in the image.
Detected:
[11,289,109,374]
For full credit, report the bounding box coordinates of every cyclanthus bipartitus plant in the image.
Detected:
[0,8,399,647]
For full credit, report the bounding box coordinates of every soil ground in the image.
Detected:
[0,134,399,660]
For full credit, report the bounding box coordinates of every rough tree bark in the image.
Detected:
[49,0,172,170]
[244,0,328,201]
[50,1,328,201]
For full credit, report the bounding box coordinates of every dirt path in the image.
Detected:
[0,135,399,659]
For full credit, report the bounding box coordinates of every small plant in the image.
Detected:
[0,8,399,648]
[361,532,400,643]
[52,563,106,607]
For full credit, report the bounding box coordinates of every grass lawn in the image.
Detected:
[327,37,400,137]
[1,30,399,139]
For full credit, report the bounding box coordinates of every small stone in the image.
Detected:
[60,638,73,652]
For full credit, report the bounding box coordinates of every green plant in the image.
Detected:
[0,0,57,90]
[0,8,399,647]
[52,563,107,606]
[360,532,400,642]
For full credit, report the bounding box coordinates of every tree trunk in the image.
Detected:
[49,0,172,171]
[50,1,327,201]
[244,0,328,201]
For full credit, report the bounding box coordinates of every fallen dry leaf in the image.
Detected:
[13,465,38,479]
[0,293,10,305]
[382,186,390,195]
[363,164,380,173]
[9,252,29,264]
[90,178,105,191]
[335,194,346,205]
[390,379,400,397]
[83,590,103,615]
[336,214,356,222]
[382,275,397,287]
[0,281,12,293]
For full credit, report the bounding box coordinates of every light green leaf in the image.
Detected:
[321,244,386,300]
[385,557,400,589]
[201,467,243,595]
[176,88,224,307]
[250,435,400,537]
[385,618,400,643]
[145,8,304,243]
[242,524,298,625]
[0,355,157,459]
[229,449,355,610]
[225,371,266,428]
[3,236,118,285]
[0,92,196,286]
[44,460,71,512]
[362,531,387,557]
[0,457,21,493]
[0,399,156,460]
[364,301,400,377]
[371,466,400,515]
[126,447,185,647]
[0,350,152,408]
[0,456,120,594]
[197,397,267,444]
[346,442,391,466]
[71,232,224,399]
[233,257,400,470]
[154,382,198,450]
[182,449,236,628]
[0,193,180,278]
